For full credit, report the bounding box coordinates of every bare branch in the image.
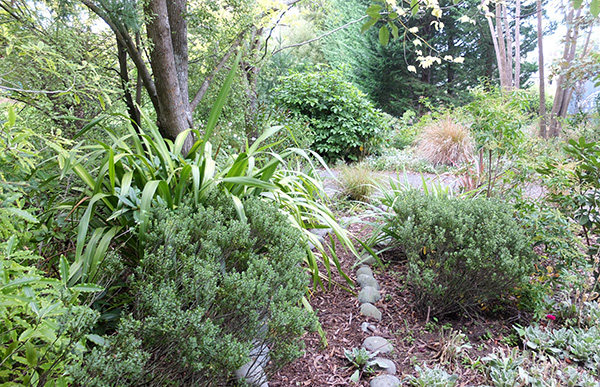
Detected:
[0,77,76,94]
[270,15,368,56]
[79,0,158,110]
[190,33,245,112]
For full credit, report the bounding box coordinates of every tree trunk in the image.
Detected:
[144,0,194,152]
[117,37,141,130]
[548,7,581,137]
[537,0,547,138]
[514,0,521,88]
[502,4,514,87]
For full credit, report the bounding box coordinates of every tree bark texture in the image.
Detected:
[144,0,194,151]
[536,0,547,137]
[548,7,580,137]
[514,0,521,87]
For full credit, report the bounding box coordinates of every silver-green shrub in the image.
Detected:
[383,190,534,317]
[73,193,316,386]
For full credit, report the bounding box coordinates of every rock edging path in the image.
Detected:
[355,261,401,387]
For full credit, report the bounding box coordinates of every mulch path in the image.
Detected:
[270,216,529,387]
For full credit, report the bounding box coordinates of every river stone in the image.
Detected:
[370,374,401,387]
[358,286,381,304]
[235,361,268,387]
[360,322,377,333]
[358,253,377,265]
[371,358,396,375]
[357,274,379,290]
[340,216,361,227]
[360,303,382,321]
[311,228,332,238]
[362,336,393,354]
[249,342,270,368]
[356,265,373,277]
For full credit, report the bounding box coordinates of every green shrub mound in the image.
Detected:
[385,191,534,318]
[73,194,316,386]
[272,67,385,162]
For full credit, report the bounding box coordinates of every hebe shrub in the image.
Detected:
[272,67,385,162]
[74,193,316,386]
[385,191,534,317]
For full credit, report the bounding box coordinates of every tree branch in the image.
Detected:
[270,15,368,55]
[0,77,75,94]
[79,0,159,111]
[190,33,245,112]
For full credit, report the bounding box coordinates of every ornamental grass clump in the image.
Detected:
[416,116,473,166]
[338,164,376,202]
[382,190,534,318]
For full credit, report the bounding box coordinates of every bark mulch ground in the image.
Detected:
[270,216,531,387]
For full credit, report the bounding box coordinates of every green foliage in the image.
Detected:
[0,143,101,387]
[538,137,600,281]
[0,5,119,136]
[53,112,357,291]
[0,247,100,386]
[377,190,534,317]
[482,349,525,387]
[72,195,316,386]
[404,365,458,387]
[272,67,386,162]
[343,347,384,383]
[364,147,438,173]
[516,200,586,270]
[249,104,314,153]
[466,87,529,153]
[516,314,600,369]
[381,110,418,150]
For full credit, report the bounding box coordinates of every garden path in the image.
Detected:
[319,169,545,199]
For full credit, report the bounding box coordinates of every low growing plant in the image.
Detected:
[416,115,474,166]
[338,163,376,203]
[404,365,458,387]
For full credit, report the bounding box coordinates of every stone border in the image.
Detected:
[355,262,401,387]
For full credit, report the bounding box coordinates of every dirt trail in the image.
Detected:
[320,169,545,199]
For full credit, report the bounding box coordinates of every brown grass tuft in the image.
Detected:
[416,116,474,166]
[338,164,376,203]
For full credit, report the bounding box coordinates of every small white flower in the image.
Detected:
[454,57,465,63]
[444,55,453,61]
[407,65,417,73]
[458,15,471,23]
[409,27,419,33]
[416,50,423,56]
[413,39,422,46]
